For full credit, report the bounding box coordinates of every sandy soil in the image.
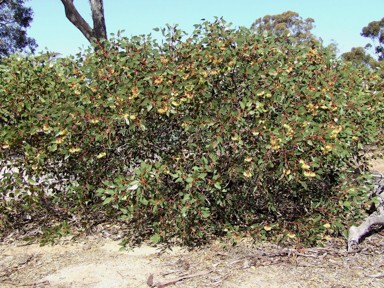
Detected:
[1,233,384,288]
[1,155,384,288]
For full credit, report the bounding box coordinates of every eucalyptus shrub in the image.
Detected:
[1,19,383,246]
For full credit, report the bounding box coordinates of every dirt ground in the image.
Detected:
[1,155,384,288]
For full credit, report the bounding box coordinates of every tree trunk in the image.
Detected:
[90,0,107,42]
[60,0,107,45]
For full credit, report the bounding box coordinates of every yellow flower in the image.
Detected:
[287,233,296,238]
[252,131,260,136]
[283,124,290,129]
[69,147,81,153]
[59,129,68,136]
[96,152,106,159]
[352,136,359,141]
[231,136,241,141]
[201,71,208,78]
[157,108,167,114]
[171,100,181,106]
[272,145,280,150]
[55,137,65,144]
[90,119,99,124]
[243,171,253,177]
[301,163,310,170]
[264,225,272,231]
[43,124,50,131]
[32,164,38,170]
[154,77,163,84]
[160,57,168,64]
[244,156,253,162]
[303,171,316,178]
[321,144,332,154]
[283,169,291,176]
[330,126,342,139]
[257,91,264,96]
[129,115,136,120]
[2,143,9,149]
[323,223,331,229]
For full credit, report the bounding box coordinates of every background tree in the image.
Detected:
[326,39,340,55]
[341,46,381,69]
[250,11,320,46]
[360,17,384,61]
[61,0,107,46]
[0,0,37,60]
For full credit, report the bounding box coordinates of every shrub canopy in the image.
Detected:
[1,19,383,246]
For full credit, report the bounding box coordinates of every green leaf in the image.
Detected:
[343,201,351,208]
[198,173,207,179]
[140,198,148,205]
[342,230,349,239]
[102,197,113,205]
[150,234,161,243]
[333,221,344,228]
[202,210,210,218]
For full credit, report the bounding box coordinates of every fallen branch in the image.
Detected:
[148,270,213,288]
[347,177,384,251]
[366,273,384,278]
[348,216,384,251]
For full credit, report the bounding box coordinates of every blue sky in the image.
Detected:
[26,0,384,58]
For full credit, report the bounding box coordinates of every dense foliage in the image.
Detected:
[1,19,383,247]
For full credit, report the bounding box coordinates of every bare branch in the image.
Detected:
[60,0,94,43]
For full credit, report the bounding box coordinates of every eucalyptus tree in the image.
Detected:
[0,0,37,60]
[60,0,107,47]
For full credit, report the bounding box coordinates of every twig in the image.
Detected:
[150,270,213,288]
[0,279,50,286]
[366,273,384,278]
[161,270,181,276]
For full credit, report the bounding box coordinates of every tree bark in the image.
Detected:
[60,0,107,45]
[90,0,107,42]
